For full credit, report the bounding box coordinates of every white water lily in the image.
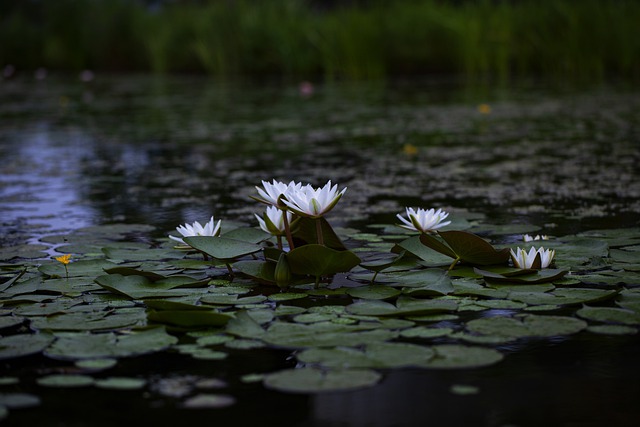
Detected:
[282,180,347,218]
[252,179,303,207]
[523,234,549,242]
[169,216,222,245]
[510,246,555,269]
[396,207,451,233]
[255,206,293,236]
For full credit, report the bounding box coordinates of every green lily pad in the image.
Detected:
[286,245,361,278]
[263,367,382,393]
[586,325,637,335]
[421,231,510,266]
[346,298,457,317]
[263,321,398,348]
[475,267,568,284]
[44,326,178,360]
[95,274,203,299]
[75,358,118,371]
[466,314,588,338]
[0,393,40,408]
[95,377,147,390]
[30,310,145,331]
[37,374,95,388]
[181,394,236,409]
[297,342,435,368]
[291,217,347,251]
[346,285,401,300]
[508,288,617,306]
[0,333,54,360]
[576,306,640,325]
[395,236,454,266]
[419,345,504,369]
[183,236,262,261]
[39,260,117,278]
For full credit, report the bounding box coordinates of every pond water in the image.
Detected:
[1,75,639,427]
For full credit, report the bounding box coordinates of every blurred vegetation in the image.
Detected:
[1,0,639,81]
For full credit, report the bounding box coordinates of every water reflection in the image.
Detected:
[1,75,639,244]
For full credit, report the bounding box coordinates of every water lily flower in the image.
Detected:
[54,254,72,278]
[252,179,303,208]
[169,216,221,246]
[396,207,451,233]
[282,180,347,218]
[255,206,293,236]
[510,246,555,269]
[54,254,72,265]
[523,234,549,242]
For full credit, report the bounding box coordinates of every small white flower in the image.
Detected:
[396,207,451,233]
[169,216,221,245]
[255,206,293,236]
[510,246,555,269]
[282,180,347,218]
[523,234,549,242]
[252,179,302,207]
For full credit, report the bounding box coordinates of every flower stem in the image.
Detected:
[281,209,295,250]
[277,235,283,251]
[448,256,461,271]
[226,263,234,281]
[316,219,324,246]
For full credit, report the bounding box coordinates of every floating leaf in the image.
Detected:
[183,236,261,261]
[587,325,637,335]
[182,394,236,409]
[37,375,95,388]
[576,306,640,325]
[0,393,40,408]
[346,298,457,317]
[466,314,587,338]
[263,321,397,348]
[0,334,54,360]
[475,267,568,284]
[298,342,435,368]
[419,345,504,369]
[346,285,401,300]
[421,231,510,266]
[264,367,381,393]
[291,217,347,251]
[395,236,454,266]
[95,377,147,390]
[286,245,361,278]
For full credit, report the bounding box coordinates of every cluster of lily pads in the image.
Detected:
[167,179,562,289]
[0,179,639,417]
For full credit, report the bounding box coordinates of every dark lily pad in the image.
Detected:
[263,367,382,393]
[419,345,504,369]
[147,310,233,328]
[37,374,95,388]
[95,377,147,390]
[421,231,510,266]
[576,306,640,325]
[183,236,262,261]
[0,333,54,360]
[466,314,587,338]
[286,245,361,278]
[346,285,401,300]
[263,321,398,348]
[297,342,435,368]
[346,298,457,317]
[474,267,568,284]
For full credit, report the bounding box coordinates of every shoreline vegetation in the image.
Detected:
[1,0,639,81]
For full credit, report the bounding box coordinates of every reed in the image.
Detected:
[0,0,638,81]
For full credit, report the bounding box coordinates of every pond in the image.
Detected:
[1,75,639,427]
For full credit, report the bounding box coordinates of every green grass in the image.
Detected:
[1,0,638,81]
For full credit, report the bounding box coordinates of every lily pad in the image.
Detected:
[346,285,401,300]
[183,236,261,261]
[421,231,510,266]
[346,298,457,317]
[37,374,95,388]
[263,321,398,348]
[297,342,435,368]
[263,367,382,393]
[576,306,640,325]
[0,333,54,360]
[475,267,568,284]
[286,245,361,279]
[466,314,588,338]
[147,310,233,328]
[95,377,147,390]
[419,345,504,369]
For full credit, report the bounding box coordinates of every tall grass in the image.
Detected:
[0,0,638,81]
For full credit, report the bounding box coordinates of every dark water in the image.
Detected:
[1,75,639,426]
